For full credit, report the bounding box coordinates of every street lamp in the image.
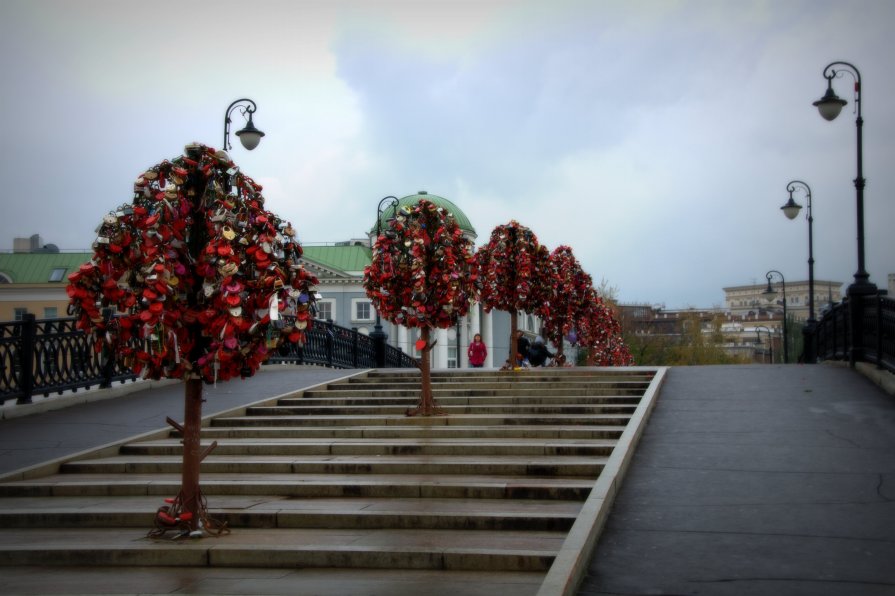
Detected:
[762,270,788,363]
[755,325,773,364]
[812,62,875,296]
[224,99,265,151]
[781,180,817,363]
[370,196,400,356]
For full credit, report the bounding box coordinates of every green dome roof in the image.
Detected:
[372,191,476,238]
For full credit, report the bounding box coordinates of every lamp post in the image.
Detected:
[812,62,876,296]
[224,99,265,151]
[814,62,878,365]
[369,196,399,366]
[762,270,788,363]
[781,180,816,363]
[755,325,773,364]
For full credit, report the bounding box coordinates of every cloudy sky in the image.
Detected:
[2,0,894,308]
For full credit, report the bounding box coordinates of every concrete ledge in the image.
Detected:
[0,369,369,484]
[855,361,895,397]
[1,378,179,420]
[0,363,340,420]
[536,366,668,596]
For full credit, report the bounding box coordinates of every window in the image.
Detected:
[44,307,58,319]
[447,345,458,369]
[316,300,334,322]
[48,268,67,282]
[352,299,373,322]
[14,308,28,321]
[357,302,371,320]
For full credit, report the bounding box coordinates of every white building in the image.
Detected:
[298,191,542,368]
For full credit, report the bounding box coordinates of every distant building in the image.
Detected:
[723,279,843,322]
[617,303,790,363]
[300,191,540,368]
[0,235,87,321]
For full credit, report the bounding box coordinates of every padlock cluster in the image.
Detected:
[539,245,594,345]
[475,220,552,315]
[576,286,633,366]
[67,143,318,383]
[363,199,476,329]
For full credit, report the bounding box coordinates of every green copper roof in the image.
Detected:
[0,252,91,284]
[301,244,372,273]
[372,191,476,237]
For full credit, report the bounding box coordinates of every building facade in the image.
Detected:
[0,235,86,321]
[723,279,843,322]
[300,191,541,368]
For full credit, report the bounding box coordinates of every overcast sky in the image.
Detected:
[2,0,894,308]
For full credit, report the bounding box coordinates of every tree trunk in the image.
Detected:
[408,327,442,416]
[420,327,433,413]
[509,310,518,368]
[181,377,203,531]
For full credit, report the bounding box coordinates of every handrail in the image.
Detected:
[812,294,894,374]
[1,316,416,405]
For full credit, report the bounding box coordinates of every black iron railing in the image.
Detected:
[267,319,417,370]
[813,295,895,373]
[1,316,416,405]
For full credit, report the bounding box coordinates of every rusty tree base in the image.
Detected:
[405,402,447,417]
[148,377,228,540]
[148,488,230,540]
[405,327,446,417]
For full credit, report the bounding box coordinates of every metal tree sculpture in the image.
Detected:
[538,245,593,364]
[363,199,475,416]
[475,221,550,369]
[67,143,317,538]
[578,287,633,366]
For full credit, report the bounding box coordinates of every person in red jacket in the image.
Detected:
[467,333,488,368]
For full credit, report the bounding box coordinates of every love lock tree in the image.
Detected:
[67,143,318,538]
[539,245,593,365]
[578,287,634,366]
[476,221,550,369]
[363,199,476,416]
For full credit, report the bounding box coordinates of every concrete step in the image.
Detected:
[0,496,581,531]
[0,566,548,596]
[0,527,564,571]
[361,370,654,381]
[283,394,644,405]
[196,425,626,440]
[0,473,595,499]
[245,404,638,416]
[312,385,650,395]
[123,437,618,457]
[60,454,607,477]
[211,414,632,427]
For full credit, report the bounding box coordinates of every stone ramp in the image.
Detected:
[0,367,664,594]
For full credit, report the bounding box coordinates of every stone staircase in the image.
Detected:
[0,368,662,595]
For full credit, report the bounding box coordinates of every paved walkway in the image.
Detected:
[2,364,894,595]
[0,365,357,475]
[577,364,895,596]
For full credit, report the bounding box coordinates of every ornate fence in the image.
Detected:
[1,315,416,405]
[814,294,895,374]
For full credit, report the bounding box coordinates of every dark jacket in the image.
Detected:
[527,341,553,367]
